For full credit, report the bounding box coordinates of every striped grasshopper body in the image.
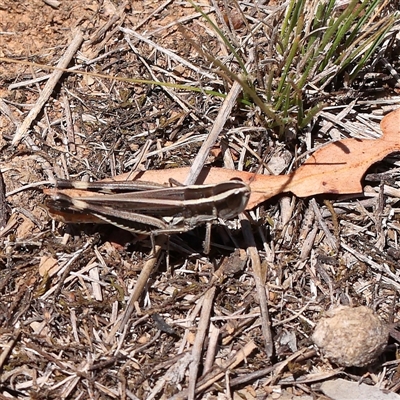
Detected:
[45,180,250,237]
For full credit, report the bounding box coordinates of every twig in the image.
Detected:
[0,329,20,370]
[184,79,243,185]
[0,169,8,229]
[132,0,174,32]
[183,51,254,185]
[62,92,76,154]
[105,237,166,343]
[240,214,274,358]
[310,198,338,251]
[188,286,216,400]
[12,29,84,146]
[171,341,257,399]
[88,2,128,46]
[203,323,220,374]
[148,10,216,37]
[229,348,313,387]
[195,341,257,393]
[147,353,193,400]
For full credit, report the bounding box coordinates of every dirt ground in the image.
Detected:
[1,1,400,399]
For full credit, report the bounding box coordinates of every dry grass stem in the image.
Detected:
[12,30,84,146]
[185,78,245,185]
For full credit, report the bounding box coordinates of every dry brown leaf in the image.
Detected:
[45,108,400,212]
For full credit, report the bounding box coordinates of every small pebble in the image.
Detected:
[312,305,388,367]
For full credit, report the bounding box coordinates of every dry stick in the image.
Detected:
[319,100,356,138]
[132,0,174,31]
[88,1,128,45]
[184,78,243,185]
[240,214,274,358]
[183,46,254,185]
[0,329,20,371]
[0,98,20,126]
[229,348,312,388]
[12,30,84,146]
[210,0,239,49]
[195,341,257,393]
[203,323,220,374]
[188,286,216,400]
[0,169,8,229]
[147,352,193,400]
[105,237,165,343]
[171,340,257,399]
[62,92,76,154]
[310,198,338,251]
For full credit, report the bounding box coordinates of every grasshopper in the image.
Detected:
[45,179,250,245]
